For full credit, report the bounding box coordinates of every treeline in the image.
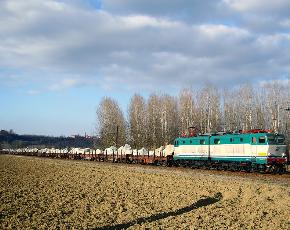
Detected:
[0,130,99,149]
[97,81,290,149]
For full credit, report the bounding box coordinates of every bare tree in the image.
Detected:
[178,88,197,133]
[223,84,258,131]
[128,94,147,149]
[160,94,179,144]
[263,80,290,134]
[147,94,162,148]
[237,84,256,130]
[222,87,239,131]
[97,97,126,148]
[196,85,221,133]
[254,87,266,129]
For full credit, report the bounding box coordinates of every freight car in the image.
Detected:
[173,129,287,173]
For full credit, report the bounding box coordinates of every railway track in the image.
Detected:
[1,152,290,185]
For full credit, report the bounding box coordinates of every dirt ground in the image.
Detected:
[0,155,289,229]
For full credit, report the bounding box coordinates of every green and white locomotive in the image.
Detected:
[173,129,287,173]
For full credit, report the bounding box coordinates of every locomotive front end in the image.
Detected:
[265,134,287,172]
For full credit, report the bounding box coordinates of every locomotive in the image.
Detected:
[173,129,287,173]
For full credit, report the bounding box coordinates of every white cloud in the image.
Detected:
[223,0,290,33]
[121,15,180,29]
[224,0,290,13]
[0,0,289,93]
[198,24,250,39]
[280,19,290,27]
[48,78,81,91]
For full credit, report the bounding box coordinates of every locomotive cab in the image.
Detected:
[265,134,287,165]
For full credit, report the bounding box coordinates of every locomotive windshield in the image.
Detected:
[267,135,285,145]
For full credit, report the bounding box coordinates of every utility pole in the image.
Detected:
[277,103,280,133]
[207,96,211,134]
[115,125,119,148]
[285,107,290,143]
[273,101,280,133]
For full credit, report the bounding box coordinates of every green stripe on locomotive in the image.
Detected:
[173,155,268,164]
[174,133,285,146]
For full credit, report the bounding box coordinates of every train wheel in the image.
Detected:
[264,165,272,174]
[174,160,180,167]
[272,165,278,175]
[279,166,286,175]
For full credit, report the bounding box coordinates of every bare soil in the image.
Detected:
[0,155,289,229]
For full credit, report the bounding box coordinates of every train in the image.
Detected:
[172,129,288,173]
[1,129,288,174]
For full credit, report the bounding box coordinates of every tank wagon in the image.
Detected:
[173,129,287,173]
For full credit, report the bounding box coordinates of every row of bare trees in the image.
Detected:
[97,81,290,149]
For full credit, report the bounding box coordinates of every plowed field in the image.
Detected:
[0,155,289,229]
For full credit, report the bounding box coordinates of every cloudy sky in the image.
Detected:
[1,0,290,136]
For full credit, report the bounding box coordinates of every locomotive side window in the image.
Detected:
[276,137,285,144]
[259,137,266,143]
[268,135,285,144]
[200,139,205,145]
[214,138,220,144]
[268,136,275,144]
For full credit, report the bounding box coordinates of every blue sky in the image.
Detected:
[1,0,290,136]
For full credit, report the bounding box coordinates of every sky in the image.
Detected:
[0,0,290,136]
